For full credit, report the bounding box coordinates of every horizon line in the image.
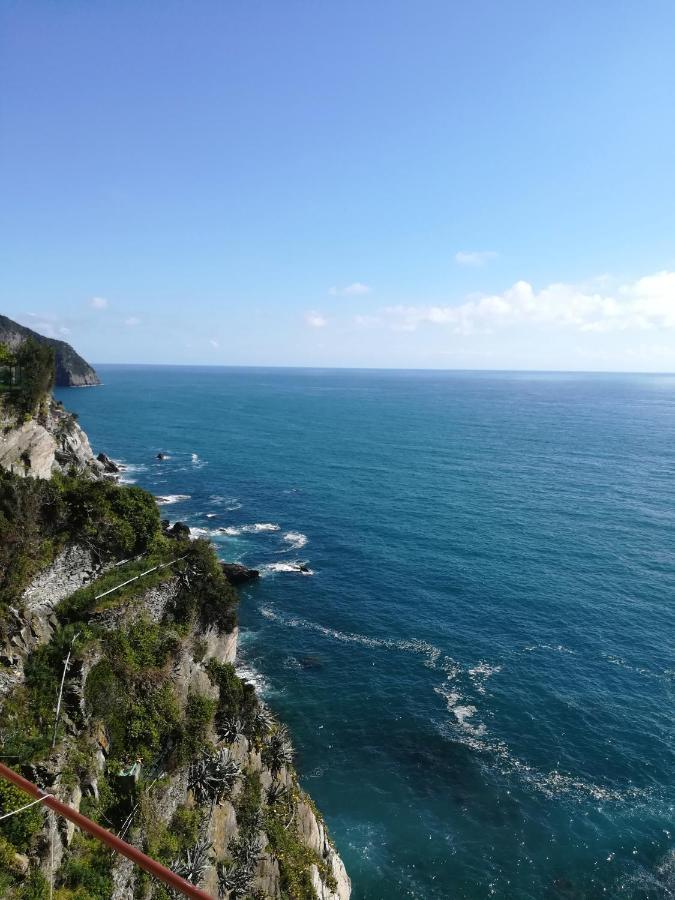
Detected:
[82,362,675,377]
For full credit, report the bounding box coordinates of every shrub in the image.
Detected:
[0,780,44,851]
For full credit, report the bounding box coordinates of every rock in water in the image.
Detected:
[221,562,260,585]
[96,452,120,473]
[0,313,99,386]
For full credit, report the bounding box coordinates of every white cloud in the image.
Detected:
[19,313,70,339]
[209,339,220,348]
[455,250,497,267]
[306,310,328,328]
[329,282,372,296]
[124,316,141,327]
[383,271,675,336]
[90,296,109,309]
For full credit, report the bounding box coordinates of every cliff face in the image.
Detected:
[0,546,350,900]
[0,397,104,479]
[0,314,100,387]
[0,403,350,899]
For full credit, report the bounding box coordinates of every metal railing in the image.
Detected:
[0,762,214,899]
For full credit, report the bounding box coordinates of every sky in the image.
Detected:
[1,0,675,371]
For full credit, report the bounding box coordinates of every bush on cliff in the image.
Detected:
[0,471,162,612]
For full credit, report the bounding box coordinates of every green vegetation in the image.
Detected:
[56,834,113,899]
[0,781,44,852]
[170,538,237,633]
[0,450,338,899]
[0,470,164,614]
[85,617,182,766]
[206,660,259,737]
[0,339,55,416]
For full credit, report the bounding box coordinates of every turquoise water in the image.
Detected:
[57,367,674,899]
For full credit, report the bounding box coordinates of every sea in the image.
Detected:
[56,366,674,900]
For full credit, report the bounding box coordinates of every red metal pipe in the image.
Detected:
[0,762,214,899]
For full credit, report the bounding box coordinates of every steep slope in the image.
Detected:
[0,403,350,899]
[0,397,104,479]
[0,314,100,386]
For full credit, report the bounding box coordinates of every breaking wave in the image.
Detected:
[261,562,314,576]
[282,531,309,550]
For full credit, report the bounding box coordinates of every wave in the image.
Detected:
[260,604,648,806]
[155,494,191,505]
[209,495,242,511]
[217,522,280,536]
[235,662,272,696]
[467,662,501,694]
[282,531,308,550]
[522,643,575,655]
[259,607,451,670]
[261,562,314,576]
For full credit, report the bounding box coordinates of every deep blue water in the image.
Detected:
[56,366,674,899]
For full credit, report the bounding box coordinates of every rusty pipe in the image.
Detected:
[0,762,214,899]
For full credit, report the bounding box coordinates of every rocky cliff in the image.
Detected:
[0,314,100,387]
[0,396,105,479]
[0,402,350,899]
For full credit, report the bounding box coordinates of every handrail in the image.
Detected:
[0,762,213,899]
[94,556,187,601]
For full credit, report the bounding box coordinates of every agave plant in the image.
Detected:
[263,726,294,776]
[171,837,212,891]
[217,860,255,899]
[228,831,265,869]
[266,781,290,807]
[189,747,241,805]
[251,704,275,738]
[218,715,245,744]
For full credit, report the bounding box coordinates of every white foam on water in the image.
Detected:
[283,655,303,671]
[282,531,308,550]
[235,662,271,696]
[262,562,314,576]
[205,513,217,519]
[155,494,191,505]
[259,606,451,671]
[219,526,242,536]
[241,523,281,533]
[119,462,146,474]
[468,662,502,694]
[209,495,242,511]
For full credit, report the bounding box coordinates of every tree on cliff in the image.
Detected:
[14,338,55,414]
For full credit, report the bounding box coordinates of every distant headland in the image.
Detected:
[0,314,100,387]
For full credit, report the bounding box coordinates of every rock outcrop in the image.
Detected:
[0,398,104,479]
[0,314,100,386]
[221,562,261,585]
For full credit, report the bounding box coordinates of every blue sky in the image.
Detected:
[1,0,675,370]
